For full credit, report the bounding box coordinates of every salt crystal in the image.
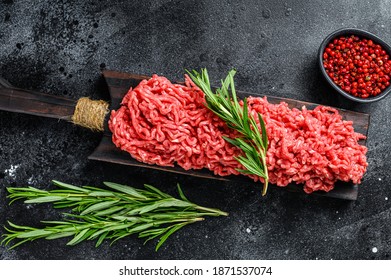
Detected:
[4,164,20,179]
[372,247,378,253]
[27,176,34,184]
[246,228,251,233]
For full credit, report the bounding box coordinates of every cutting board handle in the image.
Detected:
[0,77,110,131]
[0,77,76,120]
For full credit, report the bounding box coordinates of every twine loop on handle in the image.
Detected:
[72,97,109,132]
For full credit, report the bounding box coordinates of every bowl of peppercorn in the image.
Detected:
[319,28,391,103]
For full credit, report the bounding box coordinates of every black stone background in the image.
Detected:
[0,0,390,260]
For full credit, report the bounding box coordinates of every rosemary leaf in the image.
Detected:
[177,184,190,202]
[25,196,66,204]
[52,180,89,193]
[155,222,188,252]
[67,228,91,246]
[80,200,120,215]
[103,182,147,199]
[143,184,170,199]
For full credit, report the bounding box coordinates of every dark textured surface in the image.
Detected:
[0,0,390,260]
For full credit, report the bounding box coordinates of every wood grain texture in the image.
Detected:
[89,70,370,201]
[0,77,76,120]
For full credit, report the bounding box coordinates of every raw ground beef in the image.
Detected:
[109,74,368,193]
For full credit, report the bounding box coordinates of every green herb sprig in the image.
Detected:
[2,180,227,251]
[187,69,269,195]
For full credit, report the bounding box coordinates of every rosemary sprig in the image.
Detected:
[2,180,227,251]
[187,69,269,195]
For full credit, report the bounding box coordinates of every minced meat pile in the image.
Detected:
[109,74,368,193]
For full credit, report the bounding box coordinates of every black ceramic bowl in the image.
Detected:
[318,28,391,103]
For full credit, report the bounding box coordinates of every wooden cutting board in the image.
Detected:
[0,70,369,200]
